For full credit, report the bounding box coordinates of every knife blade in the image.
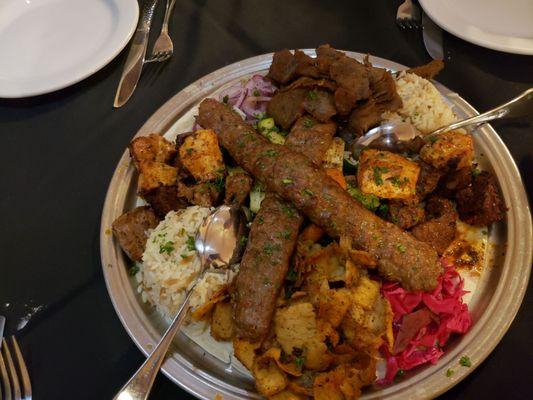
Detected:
[422,12,444,60]
[0,315,5,339]
[114,0,159,108]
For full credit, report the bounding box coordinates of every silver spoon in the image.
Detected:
[113,205,246,400]
[354,87,533,152]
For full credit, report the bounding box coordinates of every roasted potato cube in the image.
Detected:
[357,149,420,199]
[420,131,473,170]
[252,354,288,397]
[137,161,178,194]
[178,129,225,182]
[233,337,261,371]
[129,133,176,169]
[210,301,234,341]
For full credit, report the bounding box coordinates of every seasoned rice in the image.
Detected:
[383,71,457,133]
[138,206,237,319]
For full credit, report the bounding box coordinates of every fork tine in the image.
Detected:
[0,348,11,400]
[2,338,21,400]
[10,337,31,399]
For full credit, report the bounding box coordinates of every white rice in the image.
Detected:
[138,206,237,319]
[383,71,457,133]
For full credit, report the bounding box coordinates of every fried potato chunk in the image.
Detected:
[129,133,177,169]
[233,337,261,371]
[420,130,473,170]
[274,302,332,371]
[210,301,234,341]
[252,352,289,397]
[357,149,420,199]
[178,129,225,182]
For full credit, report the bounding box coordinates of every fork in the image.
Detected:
[396,0,422,29]
[146,0,177,63]
[0,317,32,400]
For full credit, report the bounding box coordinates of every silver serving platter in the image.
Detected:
[100,51,532,399]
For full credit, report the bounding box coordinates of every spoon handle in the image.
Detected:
[113,289,194,400]
[430,88,533,136]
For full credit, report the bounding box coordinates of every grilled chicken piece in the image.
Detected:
[129,134,176,169]
[112,206,159,261]
[177,129,225,182]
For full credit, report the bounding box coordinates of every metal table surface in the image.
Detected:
[0,1,531,399]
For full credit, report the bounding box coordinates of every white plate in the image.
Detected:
[0,0,139,98]
[419,0,533,55]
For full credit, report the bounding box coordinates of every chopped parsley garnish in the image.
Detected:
[302,118,315,128]
[347,185,380,211]
[428,135,439,143]
[446,368,455,377]
[263,277,270,285]
[180,254,189,259]
[257,215,264,224]
[240,235,248,245]
[222,95,229,104]
[396,369,405,378]
[263,243,275,256]
[253,89,261,97]
[159,241,175,254]
[295,355,306,369]
[378,203,388,215]
[281,229,291,239]
[282,205,297,217]
[282,178,293,184]
[472,168,481,177]
[128,265,140,276]
[396,243,407,253]
[207,175,225,192]
[186,148,194,154]
[459,355,472,367]
[186,236,196,252]
[265,149,278,157]
[302,188,314,196]
[390,176,410,188]
[307,90,318,100]
[372,166,388,186]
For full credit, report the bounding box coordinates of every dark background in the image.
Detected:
[0,0,531,399]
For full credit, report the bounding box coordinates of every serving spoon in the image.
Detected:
[113,205,246,400]
[354,87,533,152]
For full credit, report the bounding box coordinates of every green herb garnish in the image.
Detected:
[282,178,293,184]
[186,236,196,252]
[159,241,175,254]
[396,244,407,253]
[459,356,472,367]
[253,89,261,97]
[282,205,297,217]
[128,265,140,276]
[446,368,455,377]
[396,369,405,378]
[302,188,314,196]
[307,90,318,100]
[222,95,229,104]
[347,185,380,211]
[372,166,388,186]
[295,355,305,369]
[302,118,315,128]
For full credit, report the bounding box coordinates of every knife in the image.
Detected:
[114,0,159,108]
[0,315,5,339]
[422,11,444,60]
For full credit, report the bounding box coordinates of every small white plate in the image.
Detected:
[419,0,533,55]
[0,0,139,98]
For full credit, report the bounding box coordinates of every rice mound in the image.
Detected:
[138,206,236,319]
[383,72,457,133]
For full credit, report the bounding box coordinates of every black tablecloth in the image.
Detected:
[1,1,531,399]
